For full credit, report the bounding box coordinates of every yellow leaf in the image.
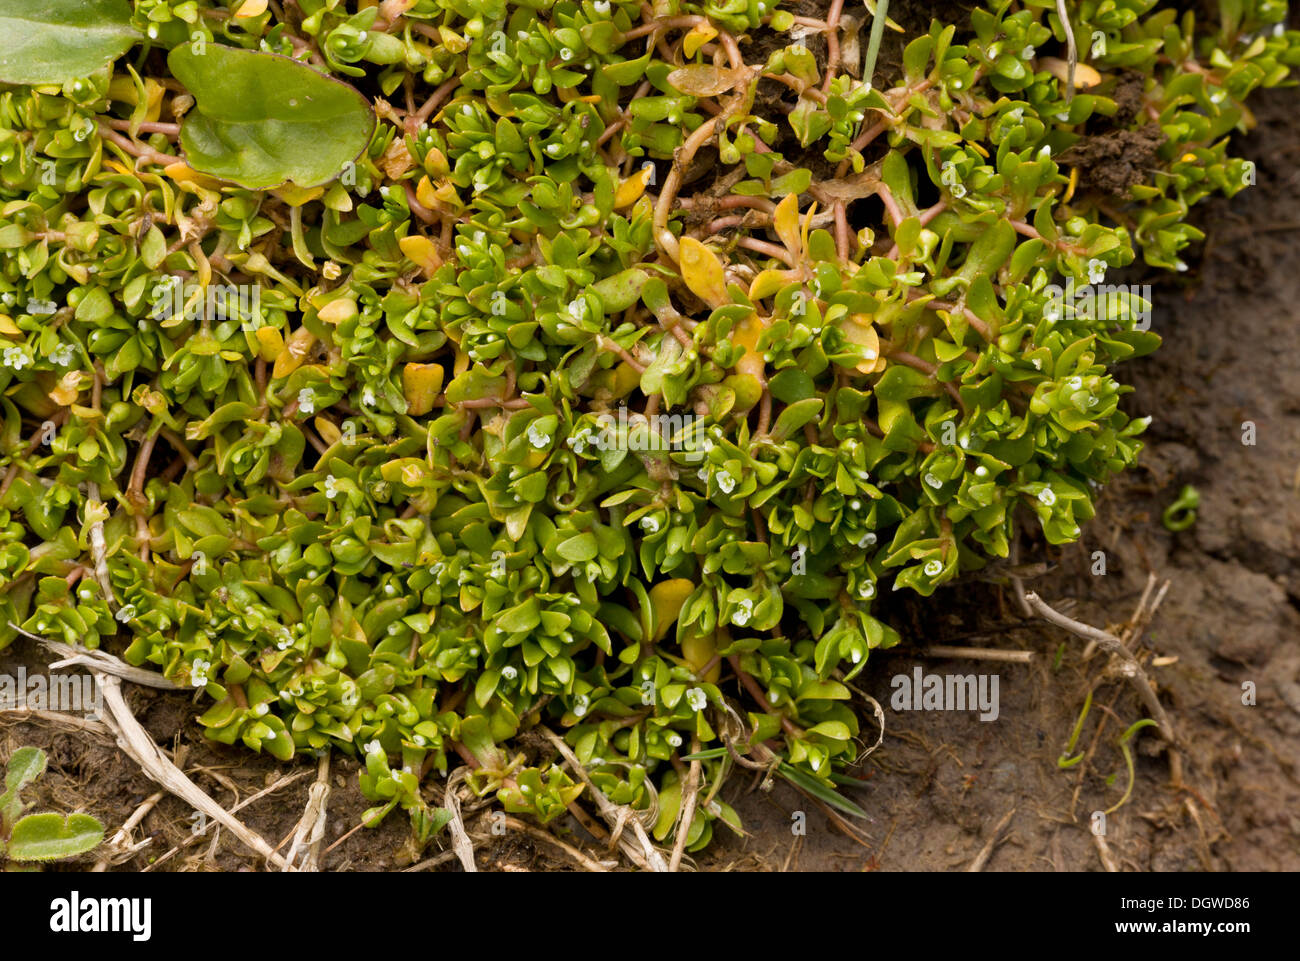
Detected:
[748,269,789,301]
[648,579,696,642]
[49,371,85,406]
[254,326,284,362]
[732,312,769,381]
[142,79,165,123]
[403,363,445,416]
[773,193,801,256]
[162,161,224,190]
[666,64,747,97]
[439,26,468,54]
[272,327,316,379]
[843,314,881,374]
[681,629,721,682]
[683,22,718,58]
[614,166,652,209]
[398,235,442,277]
[315,417,343,446]
[0,314,20,337]
[424,147,450,178]
[323,182,353,212]
[678,237,728,307]
[801,200,818,252]
[272,183,325,207]
[235,0,268,18]
[317,297,358,325]
[1039,57,1103,89]
[416,175,439,210]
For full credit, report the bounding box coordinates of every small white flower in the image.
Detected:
[527,422,551,449]
[686,687,707,711]
[594,0,610,13]
[640,515,660,534]
[324,475,340,499]
[50,343,75,366]
[361,386,376,406]
[546,143,562,156]
[115,604,137,623]
[1038,488,1057,506]
[559,47,574,61]
[665,732,683,748]
[1087,259,1107,284]
[732,597,753,626]
[1021,45,1036,59]
[849,499,862,511]
[850,647,863,664]
[429,561,444,577]
[2,346,31,371]
[974,465,989,478]
[924,559,943,576]
[1032,357,1043,370]
[502,665,517,681]
[1068,376,1083,390]
[572,694,589,718]
[857,531,877,548]
[716,470,736,494]
[297,388,315,414]
[859,580,876,599]
[924,473,943,489]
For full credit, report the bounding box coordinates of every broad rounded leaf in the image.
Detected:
[3,746,46,793]
[0,0,138,85]
[7,812,105,862]
[168,45,375,190]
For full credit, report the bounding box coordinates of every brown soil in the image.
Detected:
[3,4,1297,874]
[1059,123,1167,196]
